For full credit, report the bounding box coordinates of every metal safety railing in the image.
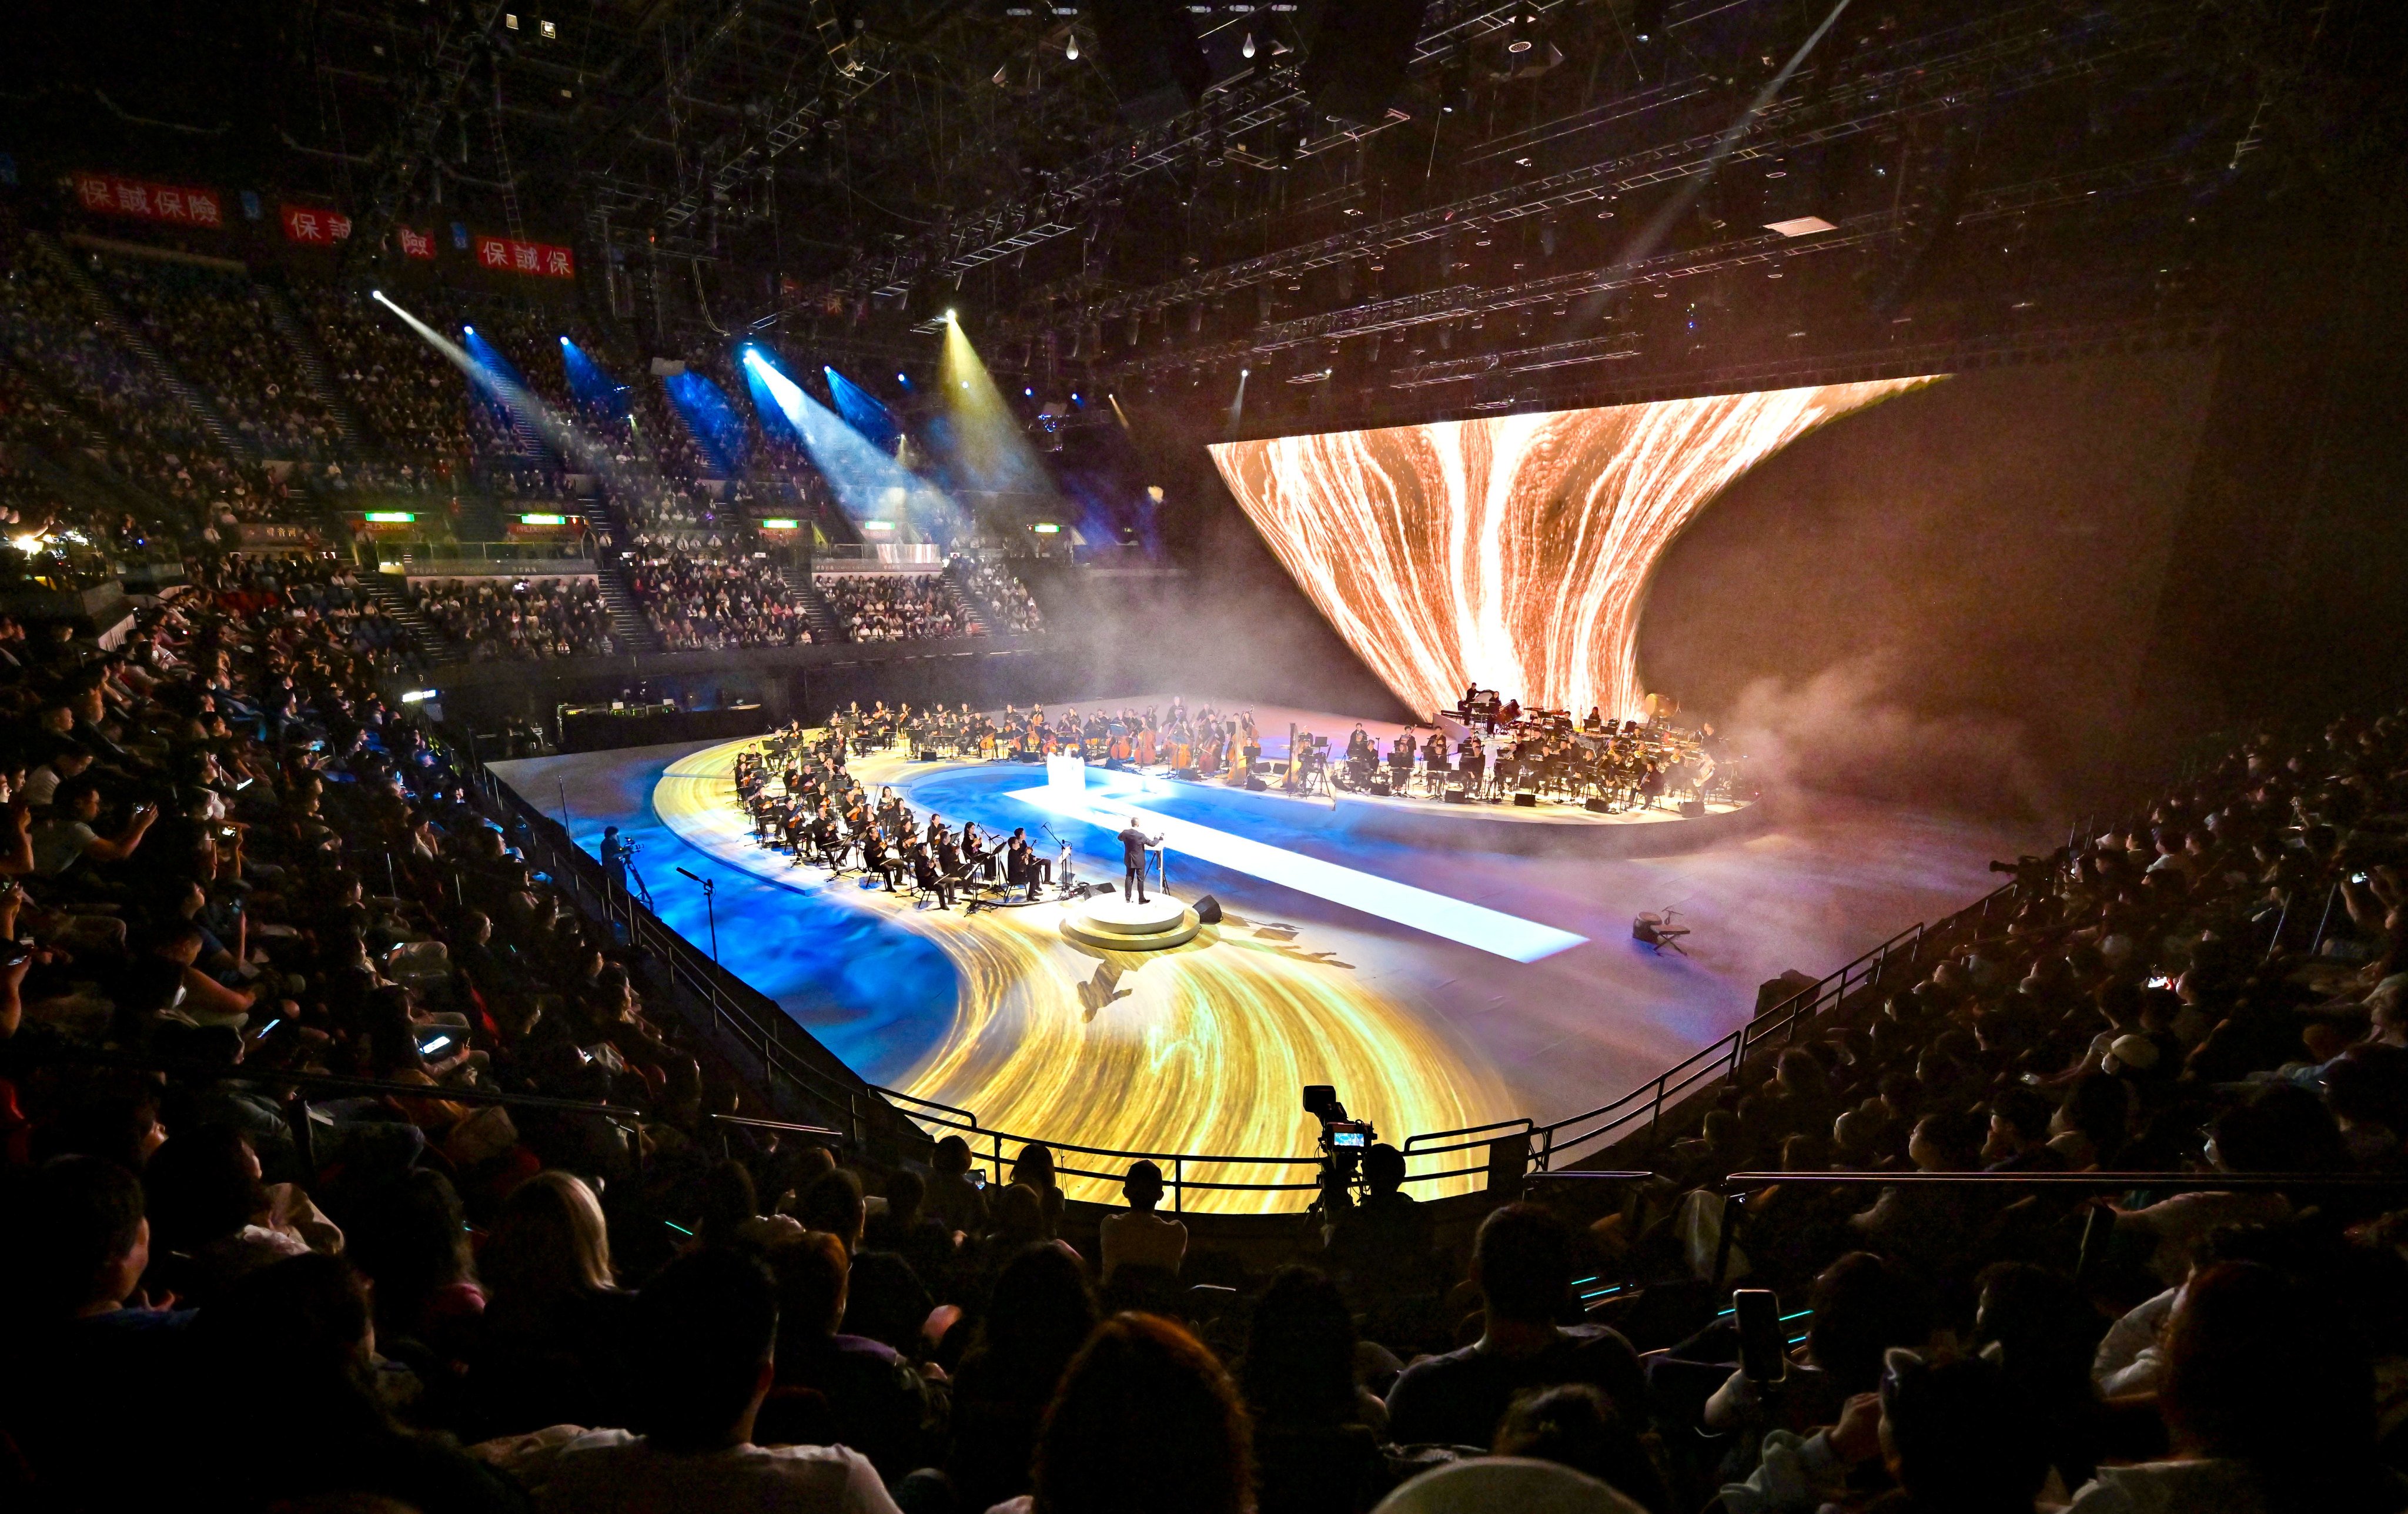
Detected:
[451,708,2054,1206]
[376,539,600,573]
[872,1084,1332,1214]
[454,754,899,1155]
[861,872,2027,1205]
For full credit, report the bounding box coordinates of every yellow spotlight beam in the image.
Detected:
[938,316,1056,499]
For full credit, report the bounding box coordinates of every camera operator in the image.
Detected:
[1989,852,2059,901]
[1323,1142,1437,1306]
[601,824,634,892]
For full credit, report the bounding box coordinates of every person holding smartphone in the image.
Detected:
[29,777,156,877]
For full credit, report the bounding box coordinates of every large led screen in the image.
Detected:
[1209,378,1934,721]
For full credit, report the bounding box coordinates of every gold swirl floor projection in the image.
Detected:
[1209,379,1935,721]
[653,740,1512,1212]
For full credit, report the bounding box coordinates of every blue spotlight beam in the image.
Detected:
[560,337,630,423]
[825,366,900,454]
[744,349,961,540]
[662,369,751,477]
[370,292,628,483]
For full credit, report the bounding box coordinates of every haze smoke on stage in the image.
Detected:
[744,347,959,538]
[371,292,621,477]
[560,337,628,422]
[825,366,900,454]
[938,315,1055,500]
[1724,651,2058,819]
[662,368,750,477]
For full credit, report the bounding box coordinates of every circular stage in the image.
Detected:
[1061,890,1202,952]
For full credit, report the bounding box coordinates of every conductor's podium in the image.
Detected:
[1061,890,1202,952]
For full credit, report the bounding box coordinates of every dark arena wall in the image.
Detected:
[1634,346,2220,814]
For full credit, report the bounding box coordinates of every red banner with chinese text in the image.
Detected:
[72,171,223,229]
[279,204,353,245]
[473,234,575,280]
[396,226,437,260]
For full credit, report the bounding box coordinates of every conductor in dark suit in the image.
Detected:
[1117,818,1162,903]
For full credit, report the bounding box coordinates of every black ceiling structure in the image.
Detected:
[6,0,2396,431]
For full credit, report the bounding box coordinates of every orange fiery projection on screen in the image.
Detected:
[1208,379,1936,720]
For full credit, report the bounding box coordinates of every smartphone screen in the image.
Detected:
[1734,1289,1787,1384]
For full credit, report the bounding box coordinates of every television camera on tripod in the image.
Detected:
[1303,1083,1377,1216]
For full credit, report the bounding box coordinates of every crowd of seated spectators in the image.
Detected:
[407,577,617,661]
[2,249,292,528]
[4,527,2404,1514]
[818,574,968,643]
[955,559,1041,634]
[300,285,476,466]
[99,258,342,464]
[626,549,809,651]
[1560,706,2408,1513]
[623,481,737,549]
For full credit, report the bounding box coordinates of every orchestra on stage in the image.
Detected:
[723,691,1740,909]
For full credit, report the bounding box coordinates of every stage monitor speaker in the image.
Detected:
[1245,775,1269,791]
[1585,796,1613,814]
[1302,0,1423,124]
[1091,0,1210,126]
[917,748,940,763]
[1513,791,1539,808]
[1443,787,1470,805]
[1193,894,1222,925]
[1679,798,1707,818]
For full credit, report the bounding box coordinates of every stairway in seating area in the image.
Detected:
[355,570,454,665]
[257,285,367,452]
[594,555,664,654]
[940,558,995,636]
[780,565,850,644]
[31,233,255,462]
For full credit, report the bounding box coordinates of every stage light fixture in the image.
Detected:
[462,325,474,335]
